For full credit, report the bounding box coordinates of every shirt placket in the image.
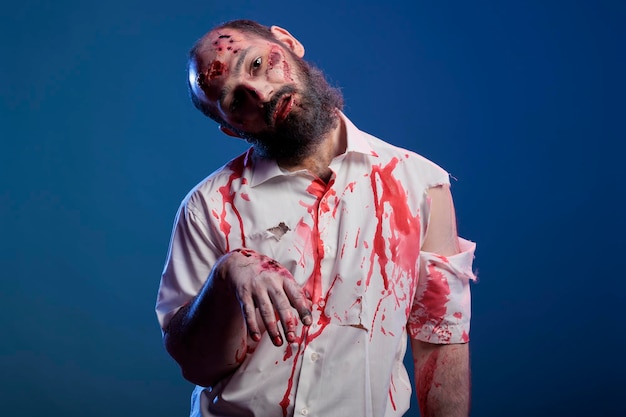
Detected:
[292,176,338,417]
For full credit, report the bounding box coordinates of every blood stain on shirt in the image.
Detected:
[217,155,249,251]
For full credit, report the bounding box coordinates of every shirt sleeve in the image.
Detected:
[407,237,476,344]
[155,199,223,331]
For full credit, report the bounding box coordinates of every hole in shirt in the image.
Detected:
[266,222,291,240]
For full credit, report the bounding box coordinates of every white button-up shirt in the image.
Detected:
[156,113,476,417]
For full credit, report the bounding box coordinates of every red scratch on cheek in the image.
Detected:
[268,48,280,70]
[282,59,292,81]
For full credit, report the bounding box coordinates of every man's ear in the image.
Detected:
[270,26,305,58]
[219,125,243,138]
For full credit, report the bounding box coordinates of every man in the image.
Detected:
[156,19,476,417]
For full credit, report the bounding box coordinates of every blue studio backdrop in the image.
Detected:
[1,1,625,416]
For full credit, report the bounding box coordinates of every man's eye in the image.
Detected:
[252,57,262,69]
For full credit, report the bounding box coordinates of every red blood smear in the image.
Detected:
[410,263,451,341]
[282,60,292,81]
[283,343,293,361]
[417,349,439,417]
[280,326,306,417]
[435,254,449,263]
[281,178,338,414]
[217,154,249,251]
[370,297,386,341]
[318,188,336,215]
[367,158,422,290]
[268,48,281,70]
[453,312,463,319]
[388,376,397,411]
[234,347,246,364]
[422,264,451,326]
[208,60,227,80]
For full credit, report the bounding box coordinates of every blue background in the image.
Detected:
[1,0,625,416]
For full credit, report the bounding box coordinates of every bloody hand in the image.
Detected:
[224,248,312,346]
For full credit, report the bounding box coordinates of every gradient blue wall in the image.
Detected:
[1,0,624,416]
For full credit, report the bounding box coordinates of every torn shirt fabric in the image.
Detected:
[156,112,476,417]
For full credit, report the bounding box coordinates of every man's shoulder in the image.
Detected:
[181,148,253,210]
[346,122,450,188]
[361,130,446,171]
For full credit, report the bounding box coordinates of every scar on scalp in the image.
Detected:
[267,222,291,240]
[196,61,226,89]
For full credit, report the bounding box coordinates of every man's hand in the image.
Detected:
[224,248,313,346]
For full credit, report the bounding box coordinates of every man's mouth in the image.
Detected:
[273,95,293,124]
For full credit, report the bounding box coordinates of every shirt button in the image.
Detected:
[318,300,326,308]
[300,408,309,415]
[311,352,320,361]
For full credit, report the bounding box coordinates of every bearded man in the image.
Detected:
[156,19,476,417]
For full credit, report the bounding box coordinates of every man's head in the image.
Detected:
[187,20,344,164]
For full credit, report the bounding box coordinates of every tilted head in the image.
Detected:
[187,19,344,163]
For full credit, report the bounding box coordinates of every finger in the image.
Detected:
[268,287,299,343]
[254,292,282,346]
[237,285,262,342]
[283,279,312,326]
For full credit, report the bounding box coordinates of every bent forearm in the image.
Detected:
[413,341,470,417]
[164,256,247,387]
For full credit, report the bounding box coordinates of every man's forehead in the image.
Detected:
[190,29,248,103]
[195,30,243,59]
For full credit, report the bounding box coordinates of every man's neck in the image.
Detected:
[278,112,347,183]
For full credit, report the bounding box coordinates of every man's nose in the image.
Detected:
[237,79,273,106]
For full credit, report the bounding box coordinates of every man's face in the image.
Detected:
[189,28,304,135]
[189,27,343,162]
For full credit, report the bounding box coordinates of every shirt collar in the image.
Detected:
[249,111,377,188]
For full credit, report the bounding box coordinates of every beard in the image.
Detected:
[235,55,344,165]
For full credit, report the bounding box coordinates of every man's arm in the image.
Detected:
[412,341,470,417]
[163,249,312,387]
[411,184,471,417]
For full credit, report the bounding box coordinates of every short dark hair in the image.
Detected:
[187,20,279,124]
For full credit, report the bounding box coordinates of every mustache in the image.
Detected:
[264,85,298,126]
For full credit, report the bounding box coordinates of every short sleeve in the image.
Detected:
[407,238,476,344]
[155,200,222,331]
